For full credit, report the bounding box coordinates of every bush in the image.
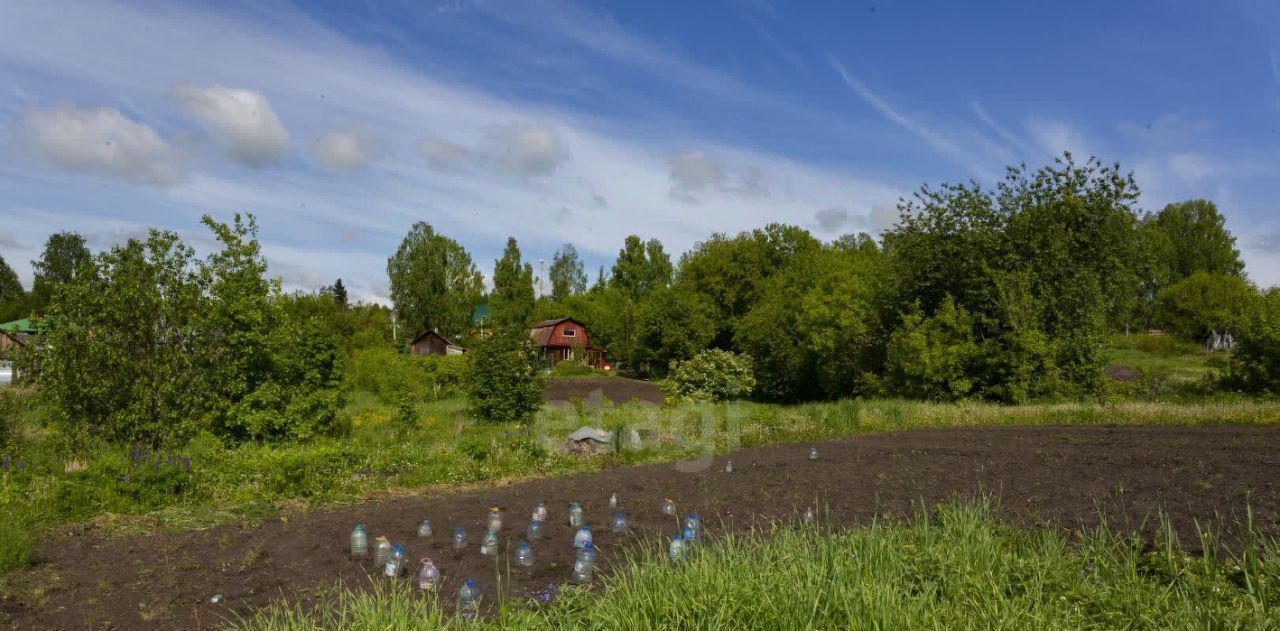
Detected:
[1226,289,1280,395]
[884,297,981,401]
[661,349,755,402]
[465,327,545,424]
[348,348,466,405]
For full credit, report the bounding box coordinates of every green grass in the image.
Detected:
[229,500,1280,630]
[3,388,1280,574]
[1103,334,1230,401]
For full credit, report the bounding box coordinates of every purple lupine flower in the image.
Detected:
[2,455,8,473]
[152,459,160,473]
[182,457,190,472]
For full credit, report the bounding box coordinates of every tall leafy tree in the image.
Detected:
[465,325,544,424]
[387,222,483,340]
[610,236,672,298]
[491,237,535,327]
[632,286,716,375]
[548,243,588,300]
[1145,199,1244,282]
[30,231,89,313]
[0,254,26,322]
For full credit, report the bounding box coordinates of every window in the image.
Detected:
[562,327,576,337]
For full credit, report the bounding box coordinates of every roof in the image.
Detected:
[531,317,576,329]
[530,317,590,347]
[410,329,462,347]
[0,319,39,334]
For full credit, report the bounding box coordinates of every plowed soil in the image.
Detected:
[542,377,664,405]
[3,424,1278,630]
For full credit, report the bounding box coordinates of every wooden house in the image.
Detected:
[409,330,465,357]
[529,318,605,369]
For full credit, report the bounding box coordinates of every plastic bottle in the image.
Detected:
[385,543,406,577]
[573,525,593,549]
[610,512,628,533]
[514,541,534,567]
[568,501,584,527]
[457,578,480,614]
[683,514,702,542]
[452,527,468,550]
[608,492,618,509]
[374,536,392,566]
[662,498,677,516]
[417,558,441,591]
[804,506,815,524]
[350,524,368,559]
[526,519,544,541]
[533,502,548,522]
[487,507,503,532]
[480,529,499,556]
[808,447,818,461]
[417,519,432,538]
[681,526,696,545]
[668,535,685,561]
[572,542,597,583]
[725,460,734,473]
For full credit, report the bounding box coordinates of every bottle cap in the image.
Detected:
[355,523,364,530]
[393,544,404,552]
[466,578,476,586]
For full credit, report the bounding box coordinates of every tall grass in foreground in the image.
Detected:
[231,501,1279,630]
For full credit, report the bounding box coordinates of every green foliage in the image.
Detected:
[610,235,672,298]
[1226,288,1280,395]
[347,347,466,404]
[490,237,536,327]
[884,297,982,401]
[30,215,345,446]
[661,348,755,402]
[1155,271,1257,340]
[0,254,27,323]
[28,231,90,314]
[632,286,716,375]
[548,243,588,300]
[465,327,545,423]
[386,222,483,341]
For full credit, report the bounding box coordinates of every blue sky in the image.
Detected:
[1,0,1278,302]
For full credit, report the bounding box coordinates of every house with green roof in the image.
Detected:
[0,318,40,357]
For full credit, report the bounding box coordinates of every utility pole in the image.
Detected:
[390,311,398,340]
[539,258,545,298]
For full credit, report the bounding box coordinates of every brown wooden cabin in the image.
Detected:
[409,330,465,357]
[529,318,605,369]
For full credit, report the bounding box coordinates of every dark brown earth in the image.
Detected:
[3,424,1279,630]
[542,377,664,405]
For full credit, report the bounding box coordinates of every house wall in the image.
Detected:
[545,321,589,348]
[410,334,447,356]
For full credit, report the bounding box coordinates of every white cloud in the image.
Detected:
[1167,152,1215,182]
[668,150,726,201]
[418,136,474,171]
[1117,113,1209,146]
[485,123,569,177]
[814,207,849,232]
[312,129,377,171]
[174,84,290,167]
[21,105,184,186]
[1026,119,1091,160]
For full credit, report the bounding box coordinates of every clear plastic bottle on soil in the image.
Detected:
[526,519,544,540]
[573,525,593,549]
[458,578,480,614]
[417,558,441,591]
[452,527,468,550]
[668,535,685,561]
[533,502,548,522]
[568,501,584,527]
[374,536,392,566]
[662,498,677,516]
[610,512,628,533]
[514,541,534,567]
[480,529,499,556]
[804,506,815,524]
[608,492,618,509]
[808,447,818,461]
[487,507,503,531]
[572,542,596,583]
[350,524,368,559]
[417,519,432,538]
[385,543,406,577]
[725,460,733,473]
[683,514,702,542]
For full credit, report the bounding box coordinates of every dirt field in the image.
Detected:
[3,424,1278,630]
[542,376,664,405]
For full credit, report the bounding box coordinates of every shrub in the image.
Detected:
[884,297,981,401]
[1225,289,1280,395]
[465,327,545,424]
[348,348,466,405]
[661,349,755,402]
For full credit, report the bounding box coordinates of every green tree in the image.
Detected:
[549,243,588,300]
[1155,272,1256,341]
[661,349,755,403]
[32,230,210,446]
[30,231,89,313]
[0,254,26,322]
[610,236,672,298]
[884,297,982,401]
[491,237,536,327]
[1145,200,1244,283]
[632,286,716,375]
[465,326,544,424]
[387,222,484,340]
[328,278,348,309]
[1225,288,1280,394]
